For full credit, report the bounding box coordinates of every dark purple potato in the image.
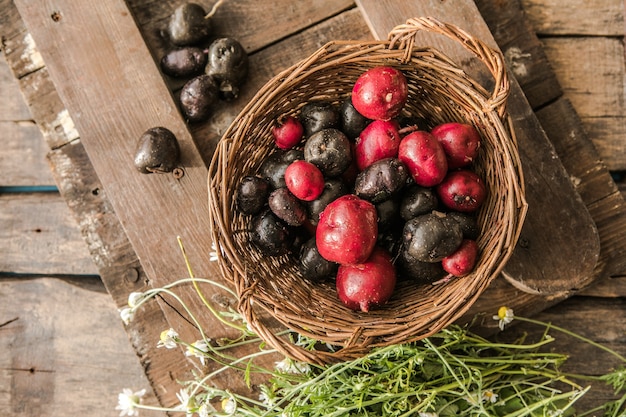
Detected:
[134,127,180,174]
[376,197,400,232]
[402,211,463,263]
[341,97,371,140]
[259,149,304,189]
[299,102,340,137]
[377,226,403,259]
[298,237,338,281]
[268,187,307,226]
[447,211,481,240]
[160,47,207,78]
[354,157,409,203]
[236,176,271,215]
[250,209,295,256]
[307,179,349,226]
[397,247,446,283]
[304,128,352,177]
[399,184,438,221]
[167,3,211,46]
[205,37,249,100]
[179,74,218,122]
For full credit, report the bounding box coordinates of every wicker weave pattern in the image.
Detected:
[207,17,527,364]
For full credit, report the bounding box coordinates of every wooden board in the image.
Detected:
[0,192,98,275]
[0,278,164,417]
[476,0,626,287]
[2,0,626,411]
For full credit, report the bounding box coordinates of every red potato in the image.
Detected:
[272,115,304,150]
[351,66,408,121]
[336,247,396,312]
[354,119,401,170]
[284,160,325,202]
[431,122,481,169]
[436,170,487,212]
[316,194,378,265]
[398,131,448,187]
[442,239,479,277]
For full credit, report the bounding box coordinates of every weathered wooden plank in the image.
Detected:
[479,0,626,286]
[0,53,55,186]
[0,192,98,275]
[0,51,31,120]
[0,277,165,417]
[11,0,284,407]
[1,29,81,151]
[355,0,601,295]
[474,0,562,109]
[541,37,626,171]
[520,0,625,36]
[128,0,355,56]
[0,120,55,186]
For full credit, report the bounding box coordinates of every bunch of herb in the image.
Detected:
[115,239,626,417]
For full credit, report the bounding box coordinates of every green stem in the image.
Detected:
[514,316,626,363]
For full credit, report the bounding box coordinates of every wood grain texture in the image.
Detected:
[1,0,625,414]
[0,51,31,120]
[0,278,165,417]
[0,192,98,275]
[355,0,601,294]
[0,119,54,186]
[520,0,625,36]
[541,37,626,171]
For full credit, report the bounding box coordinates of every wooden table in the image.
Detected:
[2,0,626,415]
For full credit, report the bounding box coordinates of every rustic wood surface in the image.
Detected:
[1,0,625,415]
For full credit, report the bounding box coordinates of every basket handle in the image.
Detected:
[388,16,509,119]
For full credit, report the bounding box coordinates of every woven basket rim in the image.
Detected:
[207,16,528,365]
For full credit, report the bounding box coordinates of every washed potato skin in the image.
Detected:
[299,237,338,281]
[167,3,211,46]
[205,37,249,100]
[316,194,378,265]
[236,176,271,215]
[397,247,447,283]
[304,128,352,178]
[402,211,463,263]
[446,211,480,240]
[354,157,409,204]
[268,187,307,226]
[399,184,438,221]
[160,47,207,78]
[340,97,371,140]
[134,126,180,174]
[300,101,340,137]
[336,247,397,312]
[179,74,218,122]
[250,209,295,256]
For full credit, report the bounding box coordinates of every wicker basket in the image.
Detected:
[207,17,527,365]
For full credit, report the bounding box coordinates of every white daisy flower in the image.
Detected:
[493,306,514,331]
[176,388,195,417]
[185,339,210,366]
[156,328,179,349]
[482,390,498,404]
[115,388,146,417]
[222,397,236,414]
[275,357,311,374]
[127,292,144,308]
[119,307,134,325]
